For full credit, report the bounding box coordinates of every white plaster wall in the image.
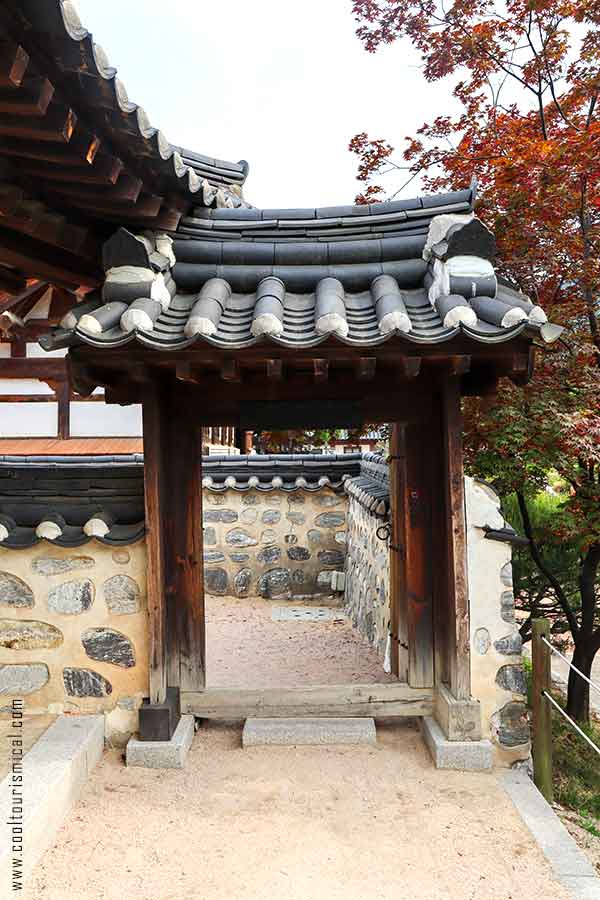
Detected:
[465,476,530,765]
[69,402,143,437]
[0,403,58,437]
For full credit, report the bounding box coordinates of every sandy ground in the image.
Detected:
[0,714,54,781]
[205,595,398,687]
[22,719,569,900]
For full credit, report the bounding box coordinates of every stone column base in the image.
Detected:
[434,683,482,741]
[421,717,493,771]
[126,714,195,769]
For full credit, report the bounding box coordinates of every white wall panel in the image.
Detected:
[0,403,58,436]
[69,402,142,437]
[0,379,54,395]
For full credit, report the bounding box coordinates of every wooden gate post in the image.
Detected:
[532,618,553,802]
[441,378,471,701]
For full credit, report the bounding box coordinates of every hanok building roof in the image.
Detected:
[0,0,249,296]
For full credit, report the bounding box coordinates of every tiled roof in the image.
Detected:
[344,453,390,518]
[0,453,361,548]
[43,188,564,354]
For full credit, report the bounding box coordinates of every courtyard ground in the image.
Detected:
[21,719,569,900]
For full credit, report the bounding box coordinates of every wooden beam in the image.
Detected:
[0,134,101,167]
[0,265,25,295]
[441,378,471,700]
[0,76,54,117]
[0,280,48,316]
[357,357,376,380]
[0,105,77,143]
[314,358,328,383]
[180,683,434,719]
[0,358,66,379]
[401,357,421,378]
[266,358,283,380]
[221,358,241,382]
[450,355,471,375]
[142,384,168,705]
[0,226,101,288]
[0,41,29,89]
[46,173,143,205]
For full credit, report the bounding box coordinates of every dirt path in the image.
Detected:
[205,595,397,688]
[22,720,568,900]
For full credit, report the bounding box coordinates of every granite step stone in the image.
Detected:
[242,717,377,748]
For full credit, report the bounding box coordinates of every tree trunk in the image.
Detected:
[565,642,594,723]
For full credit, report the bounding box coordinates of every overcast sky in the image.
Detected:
[76,0,454,209]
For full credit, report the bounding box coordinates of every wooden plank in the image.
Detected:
[0,134,102,166]
[181,683,434,719]
[0,105,77,142]
[441,378,471,700]
[0,359,67,379]
[357,357,376,380]
[405,425,434,688]
[314,358,328,383]
[266,358,282,380]
[142,384,168,705]
[388,424,408,680]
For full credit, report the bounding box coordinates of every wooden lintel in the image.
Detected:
[0,358,66,379]
[221,358,241,382]
[314,358,328,383]
[357,357,376,380]
[180,683,434,719]
[450,355,471,375]
[401,357,421,378]
[266,358,283,380]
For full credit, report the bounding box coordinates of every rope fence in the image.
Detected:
[531,618,600,802]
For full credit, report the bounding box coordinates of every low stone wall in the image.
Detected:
[343,497,390,660]
[0,541,148,746]
[203,485,348,600]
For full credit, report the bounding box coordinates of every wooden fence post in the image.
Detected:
[532,618,553,803]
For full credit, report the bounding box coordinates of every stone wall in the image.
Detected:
[203,486,348,600]
[465,477,529,766]
[0,540,148,746]
[343,497,390,661]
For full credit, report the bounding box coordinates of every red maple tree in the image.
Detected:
[350,0,600,721]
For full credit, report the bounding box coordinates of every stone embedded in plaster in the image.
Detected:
[205,567,229,595]
[315,512,346,528]
[48,579,94,615]
[0,572,34,609]
[261,529,277,544]
[495,700,529,747]
[284,534,298,545]
[500,562,513,587]
[226,528,257,547]
[496,664,527,695]
[287,493,305,505]
[229,552,250,563]
[286,512,305,525]
[63,667,112,698]
[287,546,310,561]
[262,509,281,525]
[292,569,305,584]
[317,571,333,587]
[203,509,238,524]
[234,568,251,597]
[240,508,258,525]
[257,546,281,565]
[473,627,491,655]
[112,550,130,565]
[307,529,324,545]
[203,527,217,546]
[204,550,226,564]
[257,567,292,600]
[81,628,135,668]
[500,590,516,623]
[103,575,141,615]
[268,495,282,505]
[0,662,49,695]
[117,696,137,710]
[314,494,341,508]
[0,619,63,650]
[242,493,260,505]
[334,531,346,544]
[205,493,225,505]
[32,556,95,576]
[318,549,345,567]
[494,633,523,656]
